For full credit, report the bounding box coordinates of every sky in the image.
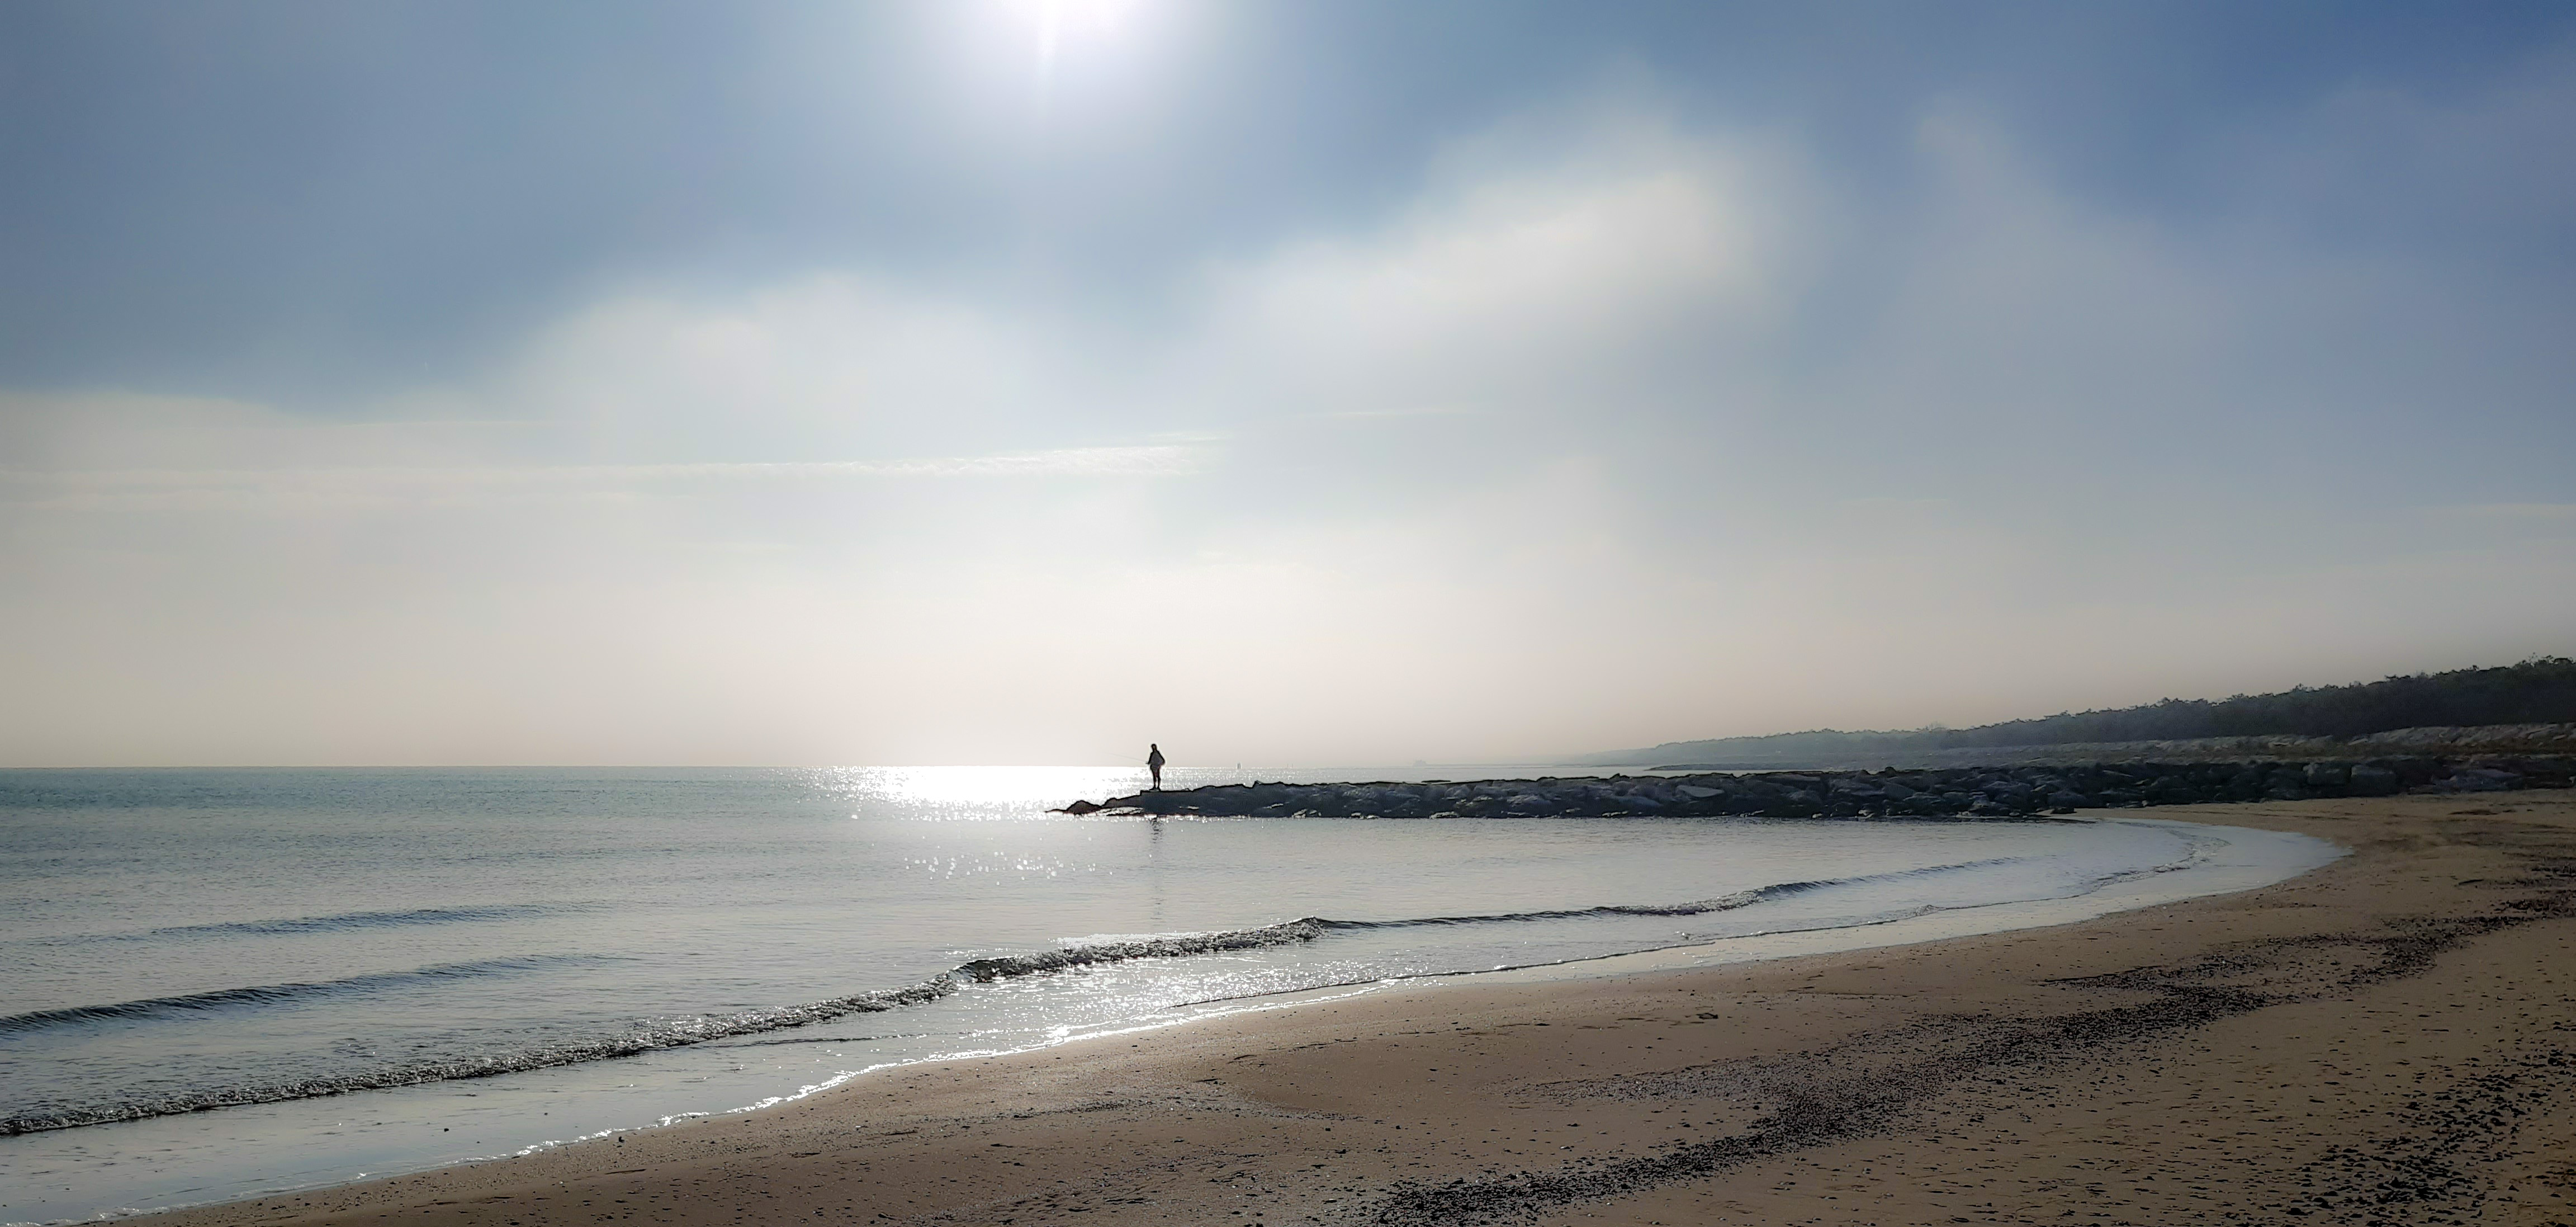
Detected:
[3,1,2573,768]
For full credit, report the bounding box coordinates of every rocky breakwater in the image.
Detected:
[1064,756,2576,820]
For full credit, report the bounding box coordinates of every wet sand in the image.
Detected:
[138,793,2576,1227]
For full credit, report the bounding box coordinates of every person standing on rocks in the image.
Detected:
[1147,743,1166,791]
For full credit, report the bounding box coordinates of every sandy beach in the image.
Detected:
[134,792,2576,1227]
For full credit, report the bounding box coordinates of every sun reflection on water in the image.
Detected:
[802,766,1151,819]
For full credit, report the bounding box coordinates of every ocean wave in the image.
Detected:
[0,979,962,1136]
[1312,855,2034,930]
[0,954,612,1037]
[0,924,1343,1134]
[0,853,2048,1135]
[152,903,590,939]
[7,903,595,951]
[952,919,1326,981]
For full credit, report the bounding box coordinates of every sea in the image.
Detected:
[0,766,2341,1224]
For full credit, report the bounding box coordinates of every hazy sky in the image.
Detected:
[4,1,2573,767]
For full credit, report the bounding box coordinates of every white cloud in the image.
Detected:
[1183,109,1798,421]
[499,275,1123,463]
[4,89,2572,767]
[0,445,1206,512]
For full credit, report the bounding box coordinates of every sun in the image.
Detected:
[1028,0,1144,32]
[1024,0,1146,71]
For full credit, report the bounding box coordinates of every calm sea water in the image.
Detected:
[0,766,2331,1224]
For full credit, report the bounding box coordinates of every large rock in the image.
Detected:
[1076,755,2570,820]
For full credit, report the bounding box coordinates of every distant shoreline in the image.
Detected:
[1572,661,2576,768]
[1635,720,2576,771]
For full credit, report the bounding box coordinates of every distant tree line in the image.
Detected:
[1928,657,2576,747]
[1604,658,2576,764]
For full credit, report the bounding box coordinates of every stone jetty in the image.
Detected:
[1062,756,2575,820]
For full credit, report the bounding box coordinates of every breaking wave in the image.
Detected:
[0,853,2063,1136]
[1309,855,2034,929]
[0,979,962,1136]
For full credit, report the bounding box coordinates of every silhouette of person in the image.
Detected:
[1147,743,1166,791]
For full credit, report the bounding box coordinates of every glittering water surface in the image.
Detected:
[0,766,2319,1223]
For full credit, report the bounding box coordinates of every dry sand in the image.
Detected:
[139,794,2576,1227]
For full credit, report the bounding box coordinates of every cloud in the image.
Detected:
[495,275,1122,463]
[3,81,2573,767]
[0,445,1208,513]
[1183,107,1798,421]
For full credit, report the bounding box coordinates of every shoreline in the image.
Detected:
[1154,816,2336,1012]
[3,809,2295,1220]
[114,791,2576,1226]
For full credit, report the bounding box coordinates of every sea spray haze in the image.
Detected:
[0,765,2335,1223]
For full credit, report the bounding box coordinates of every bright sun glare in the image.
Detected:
[1025,0,1145,72]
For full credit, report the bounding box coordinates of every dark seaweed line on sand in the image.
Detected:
[1347,871,2576,1224]
[1355,989,2280,1226]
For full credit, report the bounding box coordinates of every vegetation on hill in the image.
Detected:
[1589,657,2576,766]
